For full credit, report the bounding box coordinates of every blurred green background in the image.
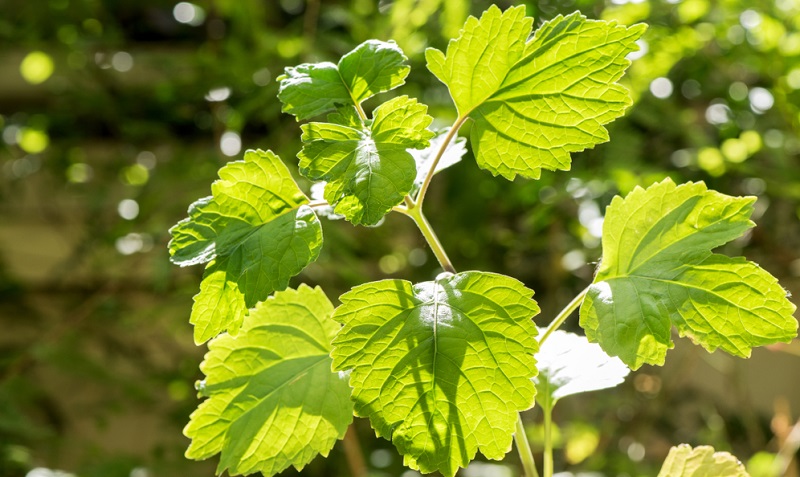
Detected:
[1,0,799,476]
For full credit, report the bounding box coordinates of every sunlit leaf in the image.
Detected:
[299,96,433,225]
[185,285,354,477]
[580,179,797,369]
[278,40,409,120]
[426,5,645,180]
[535,329,629,404]
[169,149,323,343]
[658,444,750,477]
[331,271,539,476]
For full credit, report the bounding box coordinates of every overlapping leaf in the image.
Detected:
[658,445,750,477]
[299,95,433,225]
[580,179,797,369]
[278,40,409,120]
[331,271,540,477]
[169,149,323,343]
[185,285,354,477]
[534,329,629,405]
[426,5,646,180]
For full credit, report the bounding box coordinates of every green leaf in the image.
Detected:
[185,285,354,477]
[535,329,629,405]
[580,179,797,369]
[299,95,434,225]
[426,5,646,180]
[278,40,409,120]
[169,149,323,343]
[331,271,540,477]
[658,444,750,477]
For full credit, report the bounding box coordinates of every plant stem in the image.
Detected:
[516,414,540,477]
[415,115,468,206]
[342,423,368,477]
[396,205,456,273]
[539,286,589,345]
[542,395,554,477]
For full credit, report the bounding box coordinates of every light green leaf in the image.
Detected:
[299,95,433,225]
[169,149,323,343]
[331,271,540,477]
[278,40,409,120]
[658,444,750,477]
[426,5,646,180]
[185,285,354,477]
[535,329,629,405]
[580,179,797,369]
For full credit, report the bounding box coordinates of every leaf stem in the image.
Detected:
[415,115,468,206]
[342,423,368,477]
[542,394,554,477]
[539,286,589,345]
[395,205,456,273]
[516,414,541,477]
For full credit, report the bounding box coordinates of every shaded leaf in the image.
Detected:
[580,179,797,369]
[658,444,750,477]
[426,5,645,179]
[169,149,323,343]
[185,285,354,477]
[278,40,409,120]
[331,271,539,476]
[535,329,629,404]
[299,96,433,225]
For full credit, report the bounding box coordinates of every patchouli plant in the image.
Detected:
[168,5,798,477]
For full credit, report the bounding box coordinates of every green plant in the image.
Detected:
[168,5,798,477]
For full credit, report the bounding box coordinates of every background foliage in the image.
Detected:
[1,0,799,476]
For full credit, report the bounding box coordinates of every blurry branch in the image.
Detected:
[303,0,320,60]
[342,423,368,477]
[772,398,800,477]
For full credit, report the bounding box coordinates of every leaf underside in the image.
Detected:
[169,149,323,344]
[299,95,433,225]
[184,285,354,477]
[331,271,540,477]
[580,178,798,369]
[534,329,630,403]
[657,444,750,477]
[426,5,646,180]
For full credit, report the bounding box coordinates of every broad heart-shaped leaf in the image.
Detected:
[278,40,409,120]
[331,271,540,477]
[185,285,354,477]
[534,329,629,405]
[657,445,750,477]
[169,149,323,344]
[298,95,434,225]
[426,5,646,180]
[580,179,798,369]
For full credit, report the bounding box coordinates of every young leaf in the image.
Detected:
[185,285,354,477]
[410,127,468,195]
[426,5,646,180]
[657,444,750,477]
[169,149,323,343]
[535,329,629,405]
[331,271,540,477]
[580,179,798,369]
[278,40,409,120]
[299,95,434,225]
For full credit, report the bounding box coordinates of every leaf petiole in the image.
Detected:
[415,115,469,206]
[515,414,540,477]
[539,287,589,345]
